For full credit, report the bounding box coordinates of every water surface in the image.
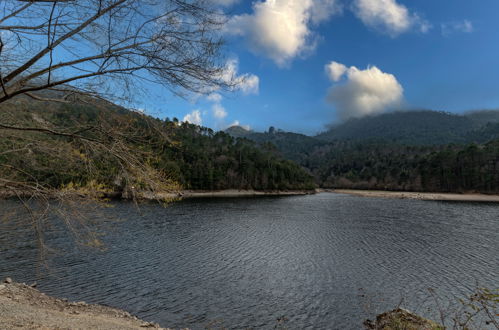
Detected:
[1,193,498,329]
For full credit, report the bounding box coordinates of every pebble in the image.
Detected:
[140,321,157,328]
[4,277,12,284]
[0,284,6,290]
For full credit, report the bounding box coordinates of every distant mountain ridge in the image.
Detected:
[227,110,499,146]
[225,109,499,193]
[316,110,499,145]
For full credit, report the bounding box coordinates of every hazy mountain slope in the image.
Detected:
[465,110,499,128]
[316,111,476,145]
[224,125,253,138]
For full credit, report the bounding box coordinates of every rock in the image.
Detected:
[140,321,160,328]
[0,284,6,290]
[30,282,37,288]
[364,308,443,330]
[4,277,12,284]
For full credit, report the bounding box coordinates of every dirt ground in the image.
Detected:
[0,278,173,330]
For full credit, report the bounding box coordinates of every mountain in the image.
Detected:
[229,129,326,164]
[315,110,499,145]
[225,125,253,138]
[465,110,499,128]
[0,97,316,196]
[317,111,466,145]
[226,109,499,193]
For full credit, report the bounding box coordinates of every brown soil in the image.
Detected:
[0,278,175,330]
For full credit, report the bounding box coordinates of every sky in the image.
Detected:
[138,0,499,135]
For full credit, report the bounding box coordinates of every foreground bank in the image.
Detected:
[1,278,446,330]
[0,279,166,330]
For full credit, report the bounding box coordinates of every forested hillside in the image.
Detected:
[316,110,499,145]
[0,97,316,197]
[226,110,499,194]
[307,140,499,193]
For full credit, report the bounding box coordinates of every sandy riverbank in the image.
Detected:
[0,278,169,329]
[334,189,499,202]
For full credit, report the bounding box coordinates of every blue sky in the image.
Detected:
[140,0,499,135]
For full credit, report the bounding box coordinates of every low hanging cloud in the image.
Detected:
[183,110,203,125]
[326,61,404,120]
[226,0,342,66]
[229,120,251,131]
[352,0,430,36]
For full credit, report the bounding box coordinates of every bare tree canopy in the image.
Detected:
[0,0,234,253]
[0,0,229,104]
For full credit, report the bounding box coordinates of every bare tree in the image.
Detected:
[0,0,230,104]
[0,0,232,257]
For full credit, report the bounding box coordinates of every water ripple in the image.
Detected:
[0,194,498,329]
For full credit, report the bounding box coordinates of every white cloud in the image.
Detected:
[310,0,343,24]
[352,0,429,36]
[325,61,348,82]
[199,59,259,127]
[221,59,260,95]
[229,120,251,131]
[441,20,474,36]
[183,110,203,125]
[207,93,223,103]
[326,62,404,120]
[210,0,239,7]
[227,0,342,66]
[212,103,228,119]
[239,74,260,95]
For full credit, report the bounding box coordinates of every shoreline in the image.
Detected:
[2,187,499,202]
[333,189,499,202]
[147,189,316,200]
[0,188,317,201]
[0,279,166,329]
[0,279,444,330]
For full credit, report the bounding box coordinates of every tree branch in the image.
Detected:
[3,0,127,84]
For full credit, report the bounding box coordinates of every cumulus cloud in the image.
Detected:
[239,74,260,95]
[212,103,228,119]
[441,20,474,36]
[183,110,203,125]
[325,61,348,82]
[193,59,258,128]
[221,59,260,95]
[352,0,430,36]
[325,61,404,120]
[226,0,342,66]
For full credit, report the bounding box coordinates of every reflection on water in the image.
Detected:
[1,193,498,329]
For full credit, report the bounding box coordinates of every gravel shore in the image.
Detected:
[0,278,171,330]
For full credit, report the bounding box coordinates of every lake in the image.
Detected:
[0,193,498,329]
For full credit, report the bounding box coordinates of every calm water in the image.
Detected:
[0,193,498,329]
